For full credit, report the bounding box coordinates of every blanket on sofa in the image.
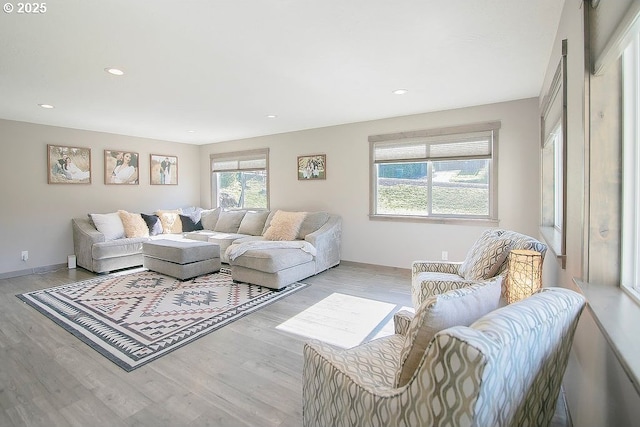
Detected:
[226,240,317,261]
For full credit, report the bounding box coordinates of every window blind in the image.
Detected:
[211,149,268,172]
[372,130,493,164]
[591,0,640,75]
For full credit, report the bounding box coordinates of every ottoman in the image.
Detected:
[143,239,221,280]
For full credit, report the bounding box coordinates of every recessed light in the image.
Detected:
[105,68,125,76]
[187,130,196,133]
[266,114,278,119]
[38,104,54,109]
[392,89,408,95]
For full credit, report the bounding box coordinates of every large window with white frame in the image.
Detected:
[210,148,269,209]
[622,33,640,299]
[369,122,500,221]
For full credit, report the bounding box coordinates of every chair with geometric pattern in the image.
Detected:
[411,228,547,308]
[302,286,585,427]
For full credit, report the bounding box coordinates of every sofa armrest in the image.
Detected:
[394,310,414,335]
[305,215,342,273]
[72,217,105,272]
[412,260,462,275]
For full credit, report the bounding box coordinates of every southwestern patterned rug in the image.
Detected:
[17,269,307,371]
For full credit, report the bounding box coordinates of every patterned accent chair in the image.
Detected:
[302,287,585,427]
[411,229,547,307]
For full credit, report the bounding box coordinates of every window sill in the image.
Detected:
[369,214,499,227]
[574,279,640,395]
[539,226,566,268]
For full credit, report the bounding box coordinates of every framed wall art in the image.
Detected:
[150,154,178,185]
[297,154,326,180]
[104,150,139,184]
[47,144,91,184]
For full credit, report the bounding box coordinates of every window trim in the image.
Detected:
[368,121,500,224]
[210,148,270,210]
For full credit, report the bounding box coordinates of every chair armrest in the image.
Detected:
[412,260,462,275]
[305,215,341,272]
[394,310,414,335]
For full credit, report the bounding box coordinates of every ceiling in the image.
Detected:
[0,1,564,145]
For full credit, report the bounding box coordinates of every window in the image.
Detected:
[622,34,640,299]
[210,149,269,209]
[369,122,499,221]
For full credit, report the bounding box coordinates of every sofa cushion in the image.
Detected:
[459,229,512,280]
[156,209,183,234]
[298,211,329,239]
[200,208,221,230]
[92,237,148,260]
[214,210,246,233]
[141,213,164,236]
[395,277,502,387]
[230,247,314,273]
[118,210,150,238]
[238,211,270,235]
[89,212,125,241]
[180,214,203,232]
[263,211,307,241]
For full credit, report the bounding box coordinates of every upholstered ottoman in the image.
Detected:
[143,239,221,280]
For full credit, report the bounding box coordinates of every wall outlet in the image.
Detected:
[441,251,448,261]
[21,250,28,262]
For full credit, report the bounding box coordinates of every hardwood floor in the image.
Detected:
[0,263,569,426]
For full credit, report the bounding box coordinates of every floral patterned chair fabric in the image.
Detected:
[302,287,585,427]
[411,229,548,307]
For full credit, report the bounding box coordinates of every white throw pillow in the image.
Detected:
[394,276,502,387]
[90,212,126,241]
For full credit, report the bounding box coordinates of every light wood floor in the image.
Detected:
[0,263,569,427]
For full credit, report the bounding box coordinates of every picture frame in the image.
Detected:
[47,144,91,184]
[297,154,326,180]
[104,150,139,185]
[150,154,178,185]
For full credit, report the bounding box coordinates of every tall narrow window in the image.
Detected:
[369,122,499,221]
[622,34,640,298]
[210,149,269,209]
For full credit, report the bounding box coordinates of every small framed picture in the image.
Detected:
[104,150,139,185]
[150,154,178,185]
[47,144,91,184]
[297,154,326,180]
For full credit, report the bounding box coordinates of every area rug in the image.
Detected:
[17,270,307,371]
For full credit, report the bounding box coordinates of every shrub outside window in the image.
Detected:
[369,122,499,222]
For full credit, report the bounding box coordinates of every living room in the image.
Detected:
[1,1,639,426]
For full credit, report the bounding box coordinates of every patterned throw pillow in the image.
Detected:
[118,210,150,238]
[394,277,502,387]
[458,229,512,280]
[263,211,307,241]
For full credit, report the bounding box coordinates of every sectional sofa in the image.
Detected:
[72,207,342,289]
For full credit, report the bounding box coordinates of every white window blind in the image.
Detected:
[211,149,268,172]
[591,0,640,75]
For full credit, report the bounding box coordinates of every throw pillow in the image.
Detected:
[200,208,221,230]
[180,214,203,232]
[297,211,329,239]
[458,229,512,281]
[118,210,150,238]
[263,210,307,241]
[89,212,126,241]
[140,213,164,236]
[214,210,246,233]
[238,211,270,235]
[156,209,183,234]
[394,277,502,387]
[180,206,204,223]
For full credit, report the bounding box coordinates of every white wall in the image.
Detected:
[199,98,541,269]
[0,119,200,276]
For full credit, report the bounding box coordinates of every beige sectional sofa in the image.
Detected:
[72,208,342,289]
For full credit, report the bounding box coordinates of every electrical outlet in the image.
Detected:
[441,251,448,261]
[21,250,28,262]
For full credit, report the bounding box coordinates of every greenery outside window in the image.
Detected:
[369,122,500,222]
[211,149,269,209]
